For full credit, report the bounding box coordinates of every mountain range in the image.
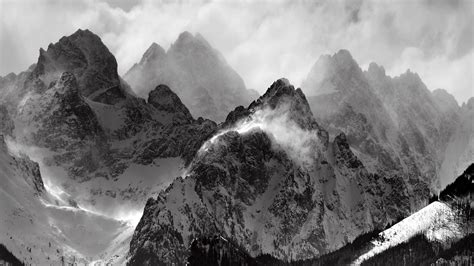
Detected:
[0,29,472,265]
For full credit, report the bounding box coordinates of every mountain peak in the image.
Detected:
[247,78,319,130]
[171,31,211,52]
[301,49,363,96]
[140,42,166,64]
[32,29,120,98]
[367,62,386,77]
[331,49,359,72]
[147,84,193,121]
[432,89,459,110]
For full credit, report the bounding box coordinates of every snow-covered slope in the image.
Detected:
[0,29,219,264]
[353,201,467,264]
[0,133,140,265]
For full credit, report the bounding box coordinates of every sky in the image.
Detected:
[0,0,472,104]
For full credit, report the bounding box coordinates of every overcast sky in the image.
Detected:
[1,0,472,104]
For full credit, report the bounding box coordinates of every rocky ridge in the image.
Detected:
[127,79,417,264]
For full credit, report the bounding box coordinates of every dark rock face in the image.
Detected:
[0,106,14,136]
[188,235,256,266]
[31,29,121,99]
[148,84,193,122]
[13,154,45,195]
[124,31,259,121]
[0,135,45,195]
[128,79,395,264]
[18,72,109,181]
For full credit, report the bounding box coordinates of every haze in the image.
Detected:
[0,0,472,104]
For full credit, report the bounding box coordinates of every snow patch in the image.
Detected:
[354,201,464,264]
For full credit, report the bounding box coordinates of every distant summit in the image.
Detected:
[124,31,259,121]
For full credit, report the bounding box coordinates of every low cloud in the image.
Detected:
[1,0,472,103]
[199,104,322,167]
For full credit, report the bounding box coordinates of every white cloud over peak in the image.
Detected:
[0,0,472,103]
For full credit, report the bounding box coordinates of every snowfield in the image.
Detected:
[353,201,465,264]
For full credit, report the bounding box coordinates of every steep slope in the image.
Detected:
[0,108,135,265]
[353,201,466,264]
[438,98,474,188]
[124,31,259,121]
[127,79,421,264]
[301,50,462,214]
[0,29,219,263]
[355,163,473,264]
[439,163,473,202]
[29,29,131,104]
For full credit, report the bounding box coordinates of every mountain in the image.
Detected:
[438,98,474,188]
[181,164,473,265]
[127,78,424,264]
[1,28,469,265]
[301,50,465,211]
[0,29,219,264]
[0,107,133,265]
[439,163,473,201]
[124,31,259,121]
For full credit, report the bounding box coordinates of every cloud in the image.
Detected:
[0,0,472,103]
[198,104,322,167]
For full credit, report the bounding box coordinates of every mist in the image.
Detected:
[1,0,472,104]
[198,104,322,167]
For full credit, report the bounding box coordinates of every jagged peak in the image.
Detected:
[245,78,319,130]
[400,68,420,80]
[148,84,193,120]
[393,69,425,88]
[302,49,363,94]
[171,31,212,52]
[32,28,120,98]
[140,42,166,65]
[367,62,386,77]
[253,78,303,106]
